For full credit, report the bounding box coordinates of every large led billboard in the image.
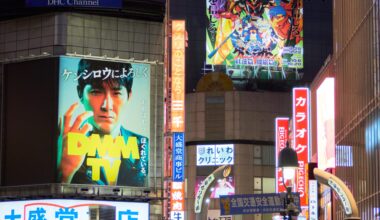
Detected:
[0,199,149,219]
[57,56,150,187]
[317,77,335,171]
[206,0,303,68]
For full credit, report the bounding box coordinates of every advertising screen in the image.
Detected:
[206,0,303,68]
[197,144,234,166]
[195,176,235,198]
[26,0,122,8]
[57,56,150,187]
[0,199,149,219]
[317,77,335,171]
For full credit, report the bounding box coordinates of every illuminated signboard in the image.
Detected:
[0,199,149,219]
[26,0,122,8]
[172,132,185,182]
[195,176,235,199]
[309,180,318,220]
[197,144,234,166]
[57,56,150,187]
[275,117,289,193]
[206,0,303,68]
[292,87,309,207]
[171,20,186,132]
[171,182,185,213]
[317,77,335,171]
[195,174,215,213]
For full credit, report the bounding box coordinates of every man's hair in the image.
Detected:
[76,59,133,99]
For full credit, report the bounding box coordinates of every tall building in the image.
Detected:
[312,0,380,219]
[0,1,166,219]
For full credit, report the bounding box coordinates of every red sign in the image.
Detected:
[275,117,289,193]
[293,88,309,207]
[170,182,185,211]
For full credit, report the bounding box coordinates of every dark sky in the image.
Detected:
[170,0,333,92]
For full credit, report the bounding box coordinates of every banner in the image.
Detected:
[206,0,303,68]
[57,56,150,187]
[26,0,122,8]
[275,117,289,193]
[292,87,309,207]
[0,199,149,220]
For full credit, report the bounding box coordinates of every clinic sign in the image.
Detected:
[171,20,186,132]
[0,199,148,219]
[293,87,310,207]
[197,144,234,166]
[172,132,185,182]
[26,0,122,8]
[275,117,289,193]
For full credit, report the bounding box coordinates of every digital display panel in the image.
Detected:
[0,199,149,220]
[206,0,303,68]
[26,0,122,8]
[196,144,234,166]
[195,176,235,198]
[317,77,335,171]
[57,56,150,187]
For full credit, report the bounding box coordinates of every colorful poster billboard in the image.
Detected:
[275,117,289,193]
[195,176,235,198]
[292,87,309,207]
[206,0,303,68]
[0,199,149,219]
[197,144,234,166]
[57,56,150,187]
[171,20,186,132]
[26,0,122,8]
[317,77,335,171]
[172,132,185,182]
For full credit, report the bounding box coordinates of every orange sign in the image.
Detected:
[171,20,186,132]
[170,182,185,211]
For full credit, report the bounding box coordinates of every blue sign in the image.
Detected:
[172,132,185,182]
[26,0,122,8]
[220,193,301,215]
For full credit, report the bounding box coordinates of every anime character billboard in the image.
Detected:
[57,56,150,187]
[206,0,303,68]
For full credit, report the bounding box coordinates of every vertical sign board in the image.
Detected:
[293,88,309,207]
[275,118,289,193]
[171,20,186,132]
[173,132,185,182]
[170,182,185,219]
[309,180,318,220]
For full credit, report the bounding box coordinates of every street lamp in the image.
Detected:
[278,142,300,219]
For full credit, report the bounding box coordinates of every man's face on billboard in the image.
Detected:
[81,81,128,135]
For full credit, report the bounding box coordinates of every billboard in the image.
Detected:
[206,0,303,68]
[275,117,289,193]
[196,144,234,166]
[292,87,309,207]
[0,199,149,219]
[172,132,185,182]
[171,20,186,132]
[317,77,335,170]
[195,176,235,198]
[26,0,122,8]
[57,56,150,187]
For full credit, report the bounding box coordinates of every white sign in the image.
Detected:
[0,199,149,220]
[194,174,215,213]
[309,180,318,220]
[170,211,184,220]
[197,144,234,166]
[328,178,352,215]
